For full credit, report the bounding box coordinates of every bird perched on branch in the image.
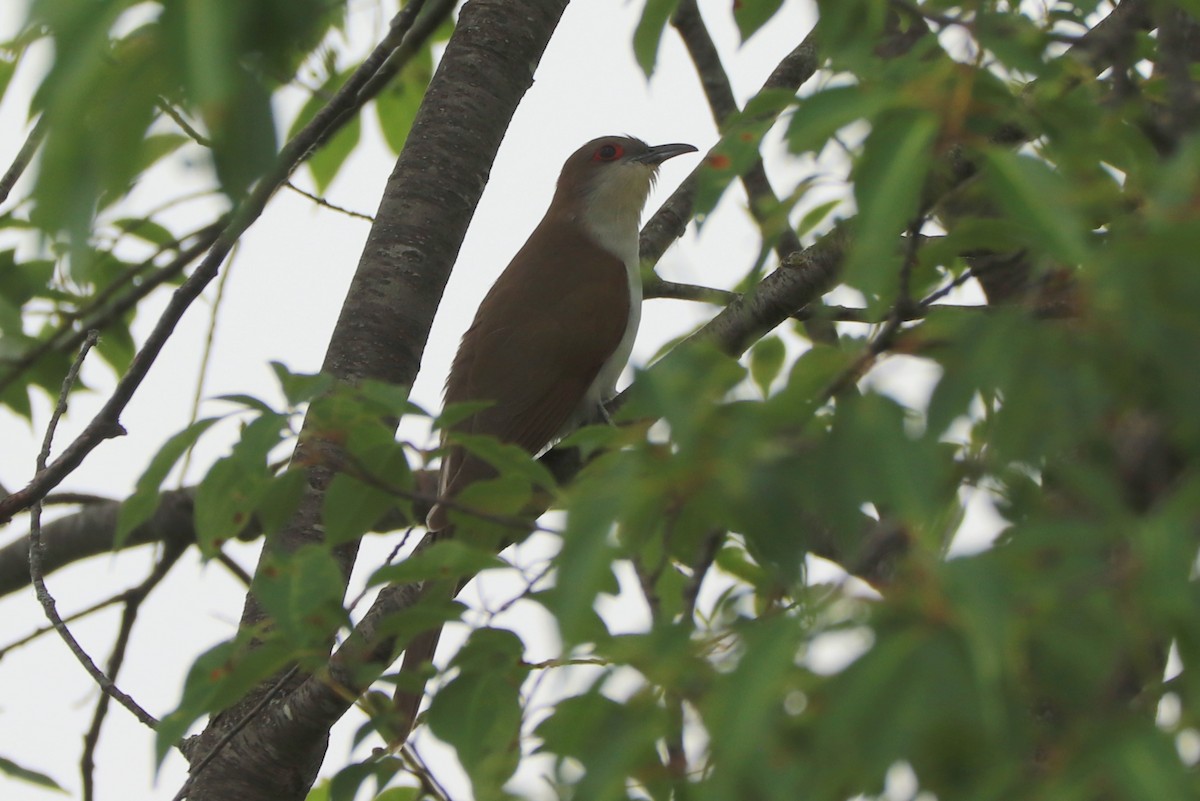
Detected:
[392,135,696,739]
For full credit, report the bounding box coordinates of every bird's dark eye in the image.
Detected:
[593,143,623,162]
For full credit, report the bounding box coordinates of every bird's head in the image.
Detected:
[552,135,697,227]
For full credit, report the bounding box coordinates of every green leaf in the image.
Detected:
[328,757,406,801]
[213,393,278,415]
[194,413,288,554]
[156,636,295,766]
[371,788,420,801]
[0,755,65,792]
[694,89,796,219]
[368,539,506,587]
[112,215,177,248]
[536,690,668,801]
[307,113,360,194]
[322,422,411,544]
[270,361,334,407]
[427,629,528,799]
[734,0,785,42]
[116,417,221,549]
[787,84,895,156]
[843,109,938,300]
[979,148,1090,265]
[748,335,786,397]
[449,432,557,492]
[0,54,16,102]
[374,48,432,154]
[254,545,350,649]
[255,467,308,536]
[633,0,681,77]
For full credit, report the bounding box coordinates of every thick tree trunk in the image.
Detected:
[185,2,570,799]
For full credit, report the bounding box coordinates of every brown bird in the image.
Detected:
[393,135,696,739]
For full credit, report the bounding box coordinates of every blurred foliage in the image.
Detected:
[0,0,436,417]
[7,1,1200,800]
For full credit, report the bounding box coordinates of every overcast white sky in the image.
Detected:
[0,1,1000,799]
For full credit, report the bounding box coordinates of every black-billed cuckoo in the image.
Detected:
[394,135,696,736]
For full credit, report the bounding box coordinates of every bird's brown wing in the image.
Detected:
[428,221,631,531]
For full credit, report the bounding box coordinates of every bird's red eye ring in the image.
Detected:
[593,143,623,162]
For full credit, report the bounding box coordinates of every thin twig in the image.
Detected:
[400,742,452,801]
[157,98,211,147]
[0,589,128,658]
[285,181,375,222]
[919,265,978,308]
[215,552,252,586]
[0,116,46,207]
[178,241,238,482]
[27,331,160,731]
[81,541,186,801]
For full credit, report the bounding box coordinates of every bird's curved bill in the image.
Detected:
[634,143,699,165]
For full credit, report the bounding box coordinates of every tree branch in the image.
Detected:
[184,2,571,798]
[28,331,160,732]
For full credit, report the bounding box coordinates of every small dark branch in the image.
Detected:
[670,1,810,272]
[400,744,453,801]
[27,332,159,731]
[81,541,186,801]
[0,0,428,526]
[1066,0,1153,73]
[285,181,375,222]
[0,590,125,658]
[644,277,738,305]
[0,116,45,207]
[157,98,211,148]
[893,216,926,322]
[682,227,847,360]
[919,265,978,308]
[215,552,252,586]
[682,527,724,625]
[1155,6,1200,146]
[305,0,459,159]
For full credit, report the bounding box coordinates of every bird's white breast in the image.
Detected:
[572,207,642,427]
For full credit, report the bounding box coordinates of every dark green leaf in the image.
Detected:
[116,417,221,548]
[255,545,349,649]
[194,413,288,554]
[734,0,785,42]
[368,539,506,587]
[0,755,65,792]
[979,149,1090,265]
[427,629,527,799]
[156,637,294,766]
[843,110,938,300]
[270,361,334,407]
[374,48,432,154]
[633,0,681,77]
[748,335,786,396]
